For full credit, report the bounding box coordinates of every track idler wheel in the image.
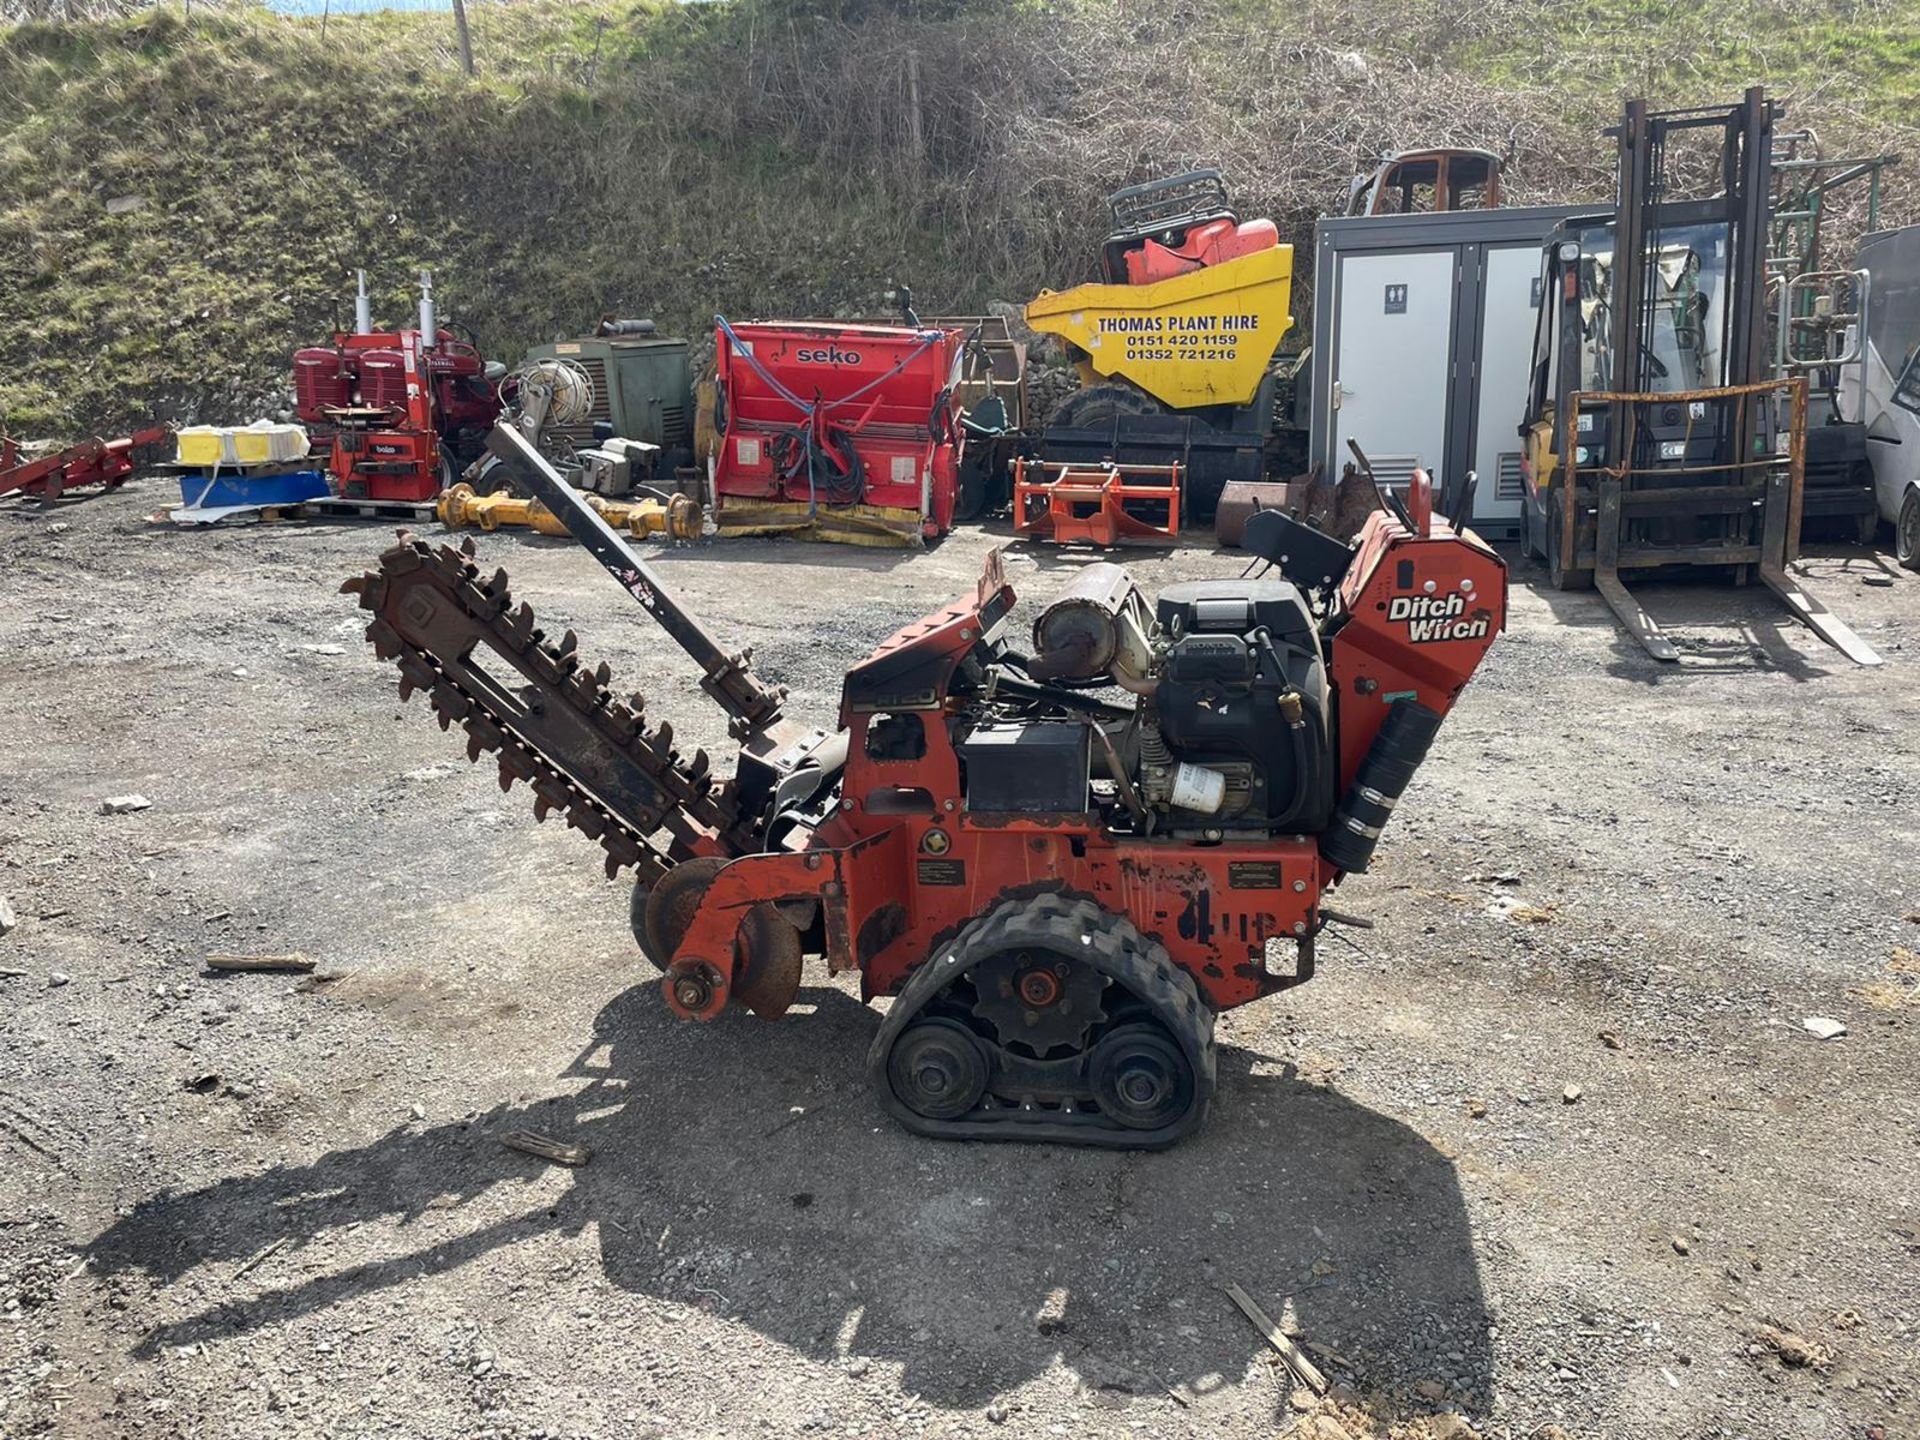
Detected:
[867,893,1217,1148]
[642,857,803,1018]
[886,1017,990,1121]
[1088,1023,1196,1131]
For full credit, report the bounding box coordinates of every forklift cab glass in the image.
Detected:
[1525,251,1556,423]
[1574,223,1728,395]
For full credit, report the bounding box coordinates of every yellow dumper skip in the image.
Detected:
[1023,245,1295,411]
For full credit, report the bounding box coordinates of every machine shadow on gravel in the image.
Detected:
[84,983,1493,1418]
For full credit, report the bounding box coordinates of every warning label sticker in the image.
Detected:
[1227,861,1284,889]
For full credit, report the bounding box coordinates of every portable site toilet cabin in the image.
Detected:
[1309,204,1582,541]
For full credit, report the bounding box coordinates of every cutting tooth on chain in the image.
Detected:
[430,683,470,723]
[499,751,537,790]
[602,704,636,745]
[502,603,535,651]
[366,620,402,660]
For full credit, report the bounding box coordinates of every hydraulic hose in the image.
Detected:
[1249,628,1314,827]
[772,424,865,506]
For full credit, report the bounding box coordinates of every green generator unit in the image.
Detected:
[523,321,693,466]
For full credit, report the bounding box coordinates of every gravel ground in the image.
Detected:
[2,483,1917,1440]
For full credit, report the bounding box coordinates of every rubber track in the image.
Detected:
[867,892,1217,1150]
[342,535,744,884]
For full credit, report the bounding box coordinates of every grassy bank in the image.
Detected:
[0,0,1911,435]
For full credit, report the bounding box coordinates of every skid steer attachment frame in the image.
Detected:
[1012,459,1182,546]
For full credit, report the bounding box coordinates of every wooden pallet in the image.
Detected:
[157,495,442,528]
[295,496,441,522]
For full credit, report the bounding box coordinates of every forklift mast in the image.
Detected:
[1600,92,1775,474]
[1526,88,1880,667]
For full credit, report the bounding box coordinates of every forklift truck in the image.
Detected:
[1516,90,1879,666]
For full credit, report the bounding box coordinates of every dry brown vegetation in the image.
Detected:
[0,0,1913,433]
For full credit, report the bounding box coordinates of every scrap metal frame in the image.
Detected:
[0,424,172,503]
[1346,148,1506,218]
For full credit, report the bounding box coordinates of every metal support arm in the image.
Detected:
[483,423,787,733]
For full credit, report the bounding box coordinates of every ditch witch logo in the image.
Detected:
[1388,593,1491,643]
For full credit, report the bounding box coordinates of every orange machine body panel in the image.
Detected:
[663,523,1506,1022]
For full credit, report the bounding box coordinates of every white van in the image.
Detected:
[1846,224,1920,568]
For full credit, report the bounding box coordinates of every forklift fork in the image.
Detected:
[1592,477,1680,662]
[1755,466,1883,667]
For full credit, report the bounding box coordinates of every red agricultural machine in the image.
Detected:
[0,424,172,503]
[294,271,500,502]
[344,426,1504,1148]
[710,316,964,546]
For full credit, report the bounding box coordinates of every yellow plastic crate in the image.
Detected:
[175,426,232,467]
[232,423,307,464]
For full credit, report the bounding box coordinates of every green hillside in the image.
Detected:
[0,0,1912,436]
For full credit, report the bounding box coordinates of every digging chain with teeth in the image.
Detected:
[342,534,751,884]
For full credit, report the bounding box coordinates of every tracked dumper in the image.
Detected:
[344,425,1506,1148]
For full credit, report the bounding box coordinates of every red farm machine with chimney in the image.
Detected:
[708,315,966,547]
[344,420,1504,1148]
[294,271,501,502]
